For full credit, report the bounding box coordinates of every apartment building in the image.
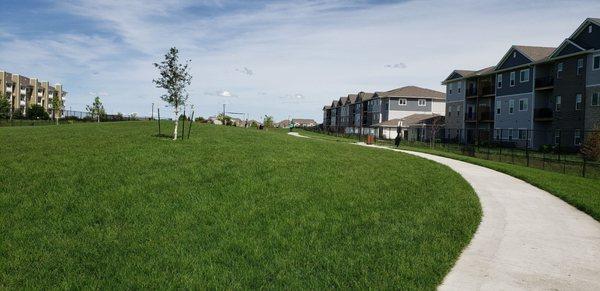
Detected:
[322,86,446,138]
[443,18,600,150]
[0,70,66,118]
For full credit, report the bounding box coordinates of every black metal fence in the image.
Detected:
[0,110,151,127]
[307,125,600,179]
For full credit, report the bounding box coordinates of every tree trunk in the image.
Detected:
[173,107,179,140]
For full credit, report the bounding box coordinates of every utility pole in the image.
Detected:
[151,102,154,120]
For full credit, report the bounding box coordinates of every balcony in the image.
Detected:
[37,92,43,97]
[534,108,553,121]
[465,112,477,122]
[5,87,12,93]
[20,89,26,95]
[535,76,554,90]
[478,110,493,122]
[466,87,478,98]
[480,84,495,97]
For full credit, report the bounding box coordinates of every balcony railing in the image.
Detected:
[534,108,553,120]
[466,87,477,97]
[20,89,26,95]
[480,85,494,96]
[478,110,493,121]
[5,87,12,93]
[535,76,554,89]
[465,112,477,122]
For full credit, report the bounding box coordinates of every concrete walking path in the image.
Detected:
[355,143,600,290]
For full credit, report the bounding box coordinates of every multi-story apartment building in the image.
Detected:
[322,105,331,128]
[0,70,66,118]
[321,86,446,138]
[443,18,600,150]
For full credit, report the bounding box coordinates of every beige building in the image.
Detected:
[0,70,66,118]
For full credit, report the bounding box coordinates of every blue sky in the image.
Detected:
[1,0,599,121]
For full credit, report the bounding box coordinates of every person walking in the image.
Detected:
[394,127,401,147]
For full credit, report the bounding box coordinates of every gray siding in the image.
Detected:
[496,67,533,96]
[387,97,432,111]
[445,100,464,130]
[585,85,600,130]
[498,49,531,70]
[587,53,600,85]
[494,93,534,130]
[446,80,466,102]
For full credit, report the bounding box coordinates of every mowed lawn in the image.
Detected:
[0,122,481,289]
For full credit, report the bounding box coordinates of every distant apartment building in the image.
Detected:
[442,18,600,150]
[0,70,66,118]
[322,86,446,139]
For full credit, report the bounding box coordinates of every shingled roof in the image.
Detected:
[375,86,445,100]
[372,114,442,128]
[513,45,556,62]
[347,94,358,104]
[358,92,374,101]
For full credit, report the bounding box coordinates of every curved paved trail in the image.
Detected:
[357,143,600,290]
[287,133,600,289]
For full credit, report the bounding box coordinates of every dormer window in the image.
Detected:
[513,52,517,58]
[590,25,593,34]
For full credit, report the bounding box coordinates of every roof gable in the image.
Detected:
[570,19,600,50]
[376,86,445,100]
[496,46,555,70]
[496,47,533,70]
[551,39,585,58]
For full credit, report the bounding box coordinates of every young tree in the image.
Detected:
[429,116,443,148]
[51,93,63,125]
[0,94,10,119]
[263,115,274,129]
[86,96,105,123]
[153,47,192,140]
[581,129,600,162]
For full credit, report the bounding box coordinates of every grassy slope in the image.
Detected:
[0,122,481,289]
[397,145,600,221]
[297,129,600,222]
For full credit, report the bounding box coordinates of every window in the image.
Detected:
[519,69,529,82]
[496,100,501,114]
[575,94,582,110]
[555,96,562,111]
[518,129,528,140]
[398,98,407,106]
[510,71,516,87]
[448,105,452,117]
[457,105,461,116]
[593,92,600,106]
[594,55,600,70]
[519,98,528,111]
[497,74,502,88]
[449,83,453,94]
[508,128,513,140]
[557,62,563,78]
[577,58,584,75]
[457,82,462,93]
[590,25,593,33]
[513,51,517,58]
[554,130,561,145]
[574,130,582,145]
[418,99,426,106]
[509,99,515,114]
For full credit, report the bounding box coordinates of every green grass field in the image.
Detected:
[0,122,480,289]
[298,129,600,222]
